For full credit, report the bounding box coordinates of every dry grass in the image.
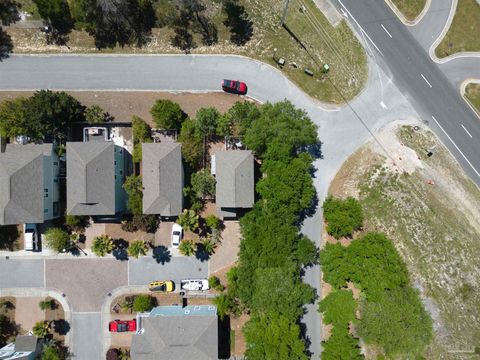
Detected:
[465,83,480,116]
[436,0,480,57]
[389,0,427,21]
[6,0,367,103]
[329,122,480,357]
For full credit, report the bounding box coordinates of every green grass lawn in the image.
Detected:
[465,83,480,115]
[436,0,480,57]
[390,0,427,21]
[7,0,367,104]
[330,125,480,357]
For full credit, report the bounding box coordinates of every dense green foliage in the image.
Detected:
[205,214,221,230]
[44,227,71,253]
[123,175,143,216]
[133,295,154,312]
[224,100,319,359]
[34,0,73,36]
[195,107,220,138]
[121,214,158,233]
[191,169,216,198]
[41,344,62,360]
[131,115,152,163]
[150,99,185,130]
[243,311,309,360]
[0,0,20,26]
[177,209,199,232]
[85,104,109,123]
[32,321,51,337]
[320,232,432,357]
[91,234,114,256]
[217,101,259,137]
[323,196,364,239]
[178,119,203,168]
[322,327,364,360]
[178,239,196,256]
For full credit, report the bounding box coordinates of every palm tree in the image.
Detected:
[178,239,196,256]
[128,240,149,259]
[32,320,51,337]
[38,299,55,311]
[91,234,114,257]
[201,236,217,255]
[177,209,199,232]
[118,348,130,360]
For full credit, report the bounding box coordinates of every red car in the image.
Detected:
[222,79,247,95]
[109,319,136,332]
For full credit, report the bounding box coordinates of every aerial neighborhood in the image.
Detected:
[1,0,480,359]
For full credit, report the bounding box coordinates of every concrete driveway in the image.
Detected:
[0,259,44,288]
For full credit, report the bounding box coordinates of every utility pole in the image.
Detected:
[280,0,290,26]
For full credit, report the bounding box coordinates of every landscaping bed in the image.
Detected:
[436,0,480,57]
[389,0,427,21]
[465,82,480,115]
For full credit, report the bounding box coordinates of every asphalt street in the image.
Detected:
[331,0,480,183]
[0,259,45,288]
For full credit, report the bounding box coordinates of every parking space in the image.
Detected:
[46,259,128,312]
[129,257,208,286]
[108,313,138,348]
[0,259,44,288]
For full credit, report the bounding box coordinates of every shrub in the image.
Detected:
[323,196,363,239]
[32,321,51,337]
[128,240,149,258]
[201,236,217,255]
[85,104,109,123]
[121,215,159,233]
[205,214,221,230]
[123,175,143,216]
[91,234,114,257]
[106,348,119,360]
[214,293,234,320]
[208,276,224,291]
[41,344,62,360]
[133,295,154,313]
[39,299,55,311]
[178,239,196,256]
[195,107,220,137]
[65,214,88,232]
[44,228,71,253]
[150,99,185,130]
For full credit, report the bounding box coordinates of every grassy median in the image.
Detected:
[436,0,480,57]
[389,0,427,21]
[7,0,367,104]
[465,83,480,115]
[329,122,480,357]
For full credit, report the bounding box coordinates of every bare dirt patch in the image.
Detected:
[0,91,251,124]
[328,119,480,357]
[230,313,249,356]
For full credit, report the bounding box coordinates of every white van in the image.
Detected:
[23,223,38,251]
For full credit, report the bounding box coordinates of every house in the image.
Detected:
[131,305,218,360]
[0,334,42,360]
[213,150,254,219]
[66,141,126,216]
[0,144,60,225]
[142,142,183,217]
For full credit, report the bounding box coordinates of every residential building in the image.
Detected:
[66,141,126,216]
[131,305,218,360]
[213,150,254,219]
[0,144,60,225]
[142,142,183,217]
[0,334,42,360]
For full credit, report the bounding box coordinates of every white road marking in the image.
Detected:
[337,0,384,57]
[421,74,432,88]
[431,115,480,177]
[381,24,392,38]
[340,8,348,18]
[380,101,388,109]
[461,124,473,138]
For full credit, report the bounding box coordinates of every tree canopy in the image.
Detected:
[150,99,185,130]
[34,0,73,38]
[195,107,220,137]
[123,175,143,216]
[323,196,364,239]
[191,169,216,198]
[178,119,203,169]
[0,0,20,25]
[44,228,71,253]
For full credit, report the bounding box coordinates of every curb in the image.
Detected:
[384,0,431,26]
[1,287,73,346]
[460,79,480,119]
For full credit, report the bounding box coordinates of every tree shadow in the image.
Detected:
[152,245,171,264]
[195,243,210,262]
[299,321,313,359]
[52,319,70,336]
[304,140,323,160]
[112,239,129,261]
[0,224,19,250]
[218,316,231,359]
[298,191,319,225]
[223,0,253,46]
[0,28,14,62]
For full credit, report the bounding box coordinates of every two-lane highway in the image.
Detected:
[332,0,480,183]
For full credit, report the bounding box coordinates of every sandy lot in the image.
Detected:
[15,297,45,334]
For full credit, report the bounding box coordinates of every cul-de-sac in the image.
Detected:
[0,0,479,359]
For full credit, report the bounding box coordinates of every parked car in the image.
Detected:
[180,279,210,291]
[222,79,247,95]
[171,223,183,248]
[23,223,38,252]
[109,319,136,332]
[148,280,175,292]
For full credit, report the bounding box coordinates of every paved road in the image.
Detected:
[0,52,419,358]
[0,259,44,288]
[331,0,480,184]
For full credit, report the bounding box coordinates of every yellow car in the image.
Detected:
[148,280,175,292]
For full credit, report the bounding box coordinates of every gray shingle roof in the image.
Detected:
[215,150,254,209]
[142,142,183,216]
[14,335,39,352]
[131,315,217,360]
[0,144,53,225]
[66,142,115,216]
